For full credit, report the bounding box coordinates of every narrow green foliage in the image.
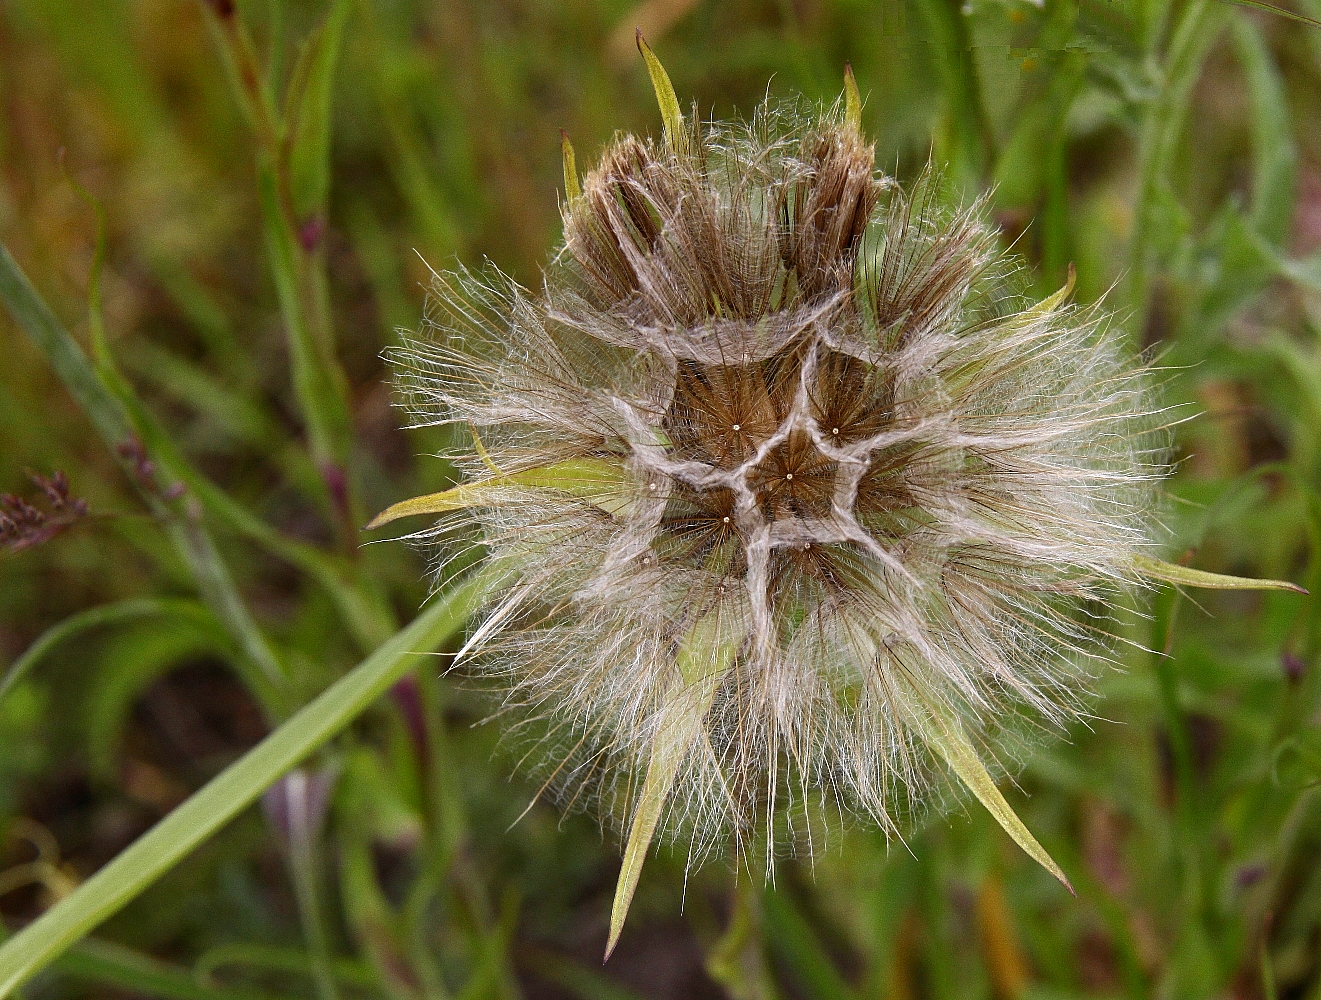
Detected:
[1220,0,1321,29]
[0,243,287,695]
[0,569,498,995]
[1230,15,1296,246]
[0,598,216,705]
[285,0,351,222]
[763,890,858,1000]
[257,164,349,472]
[910,0,989,188]
[919,701,1074,895]
[1129,0,1227,332]
[52,938,294,1000]
[192,945,378,995]
[0,243,134,450]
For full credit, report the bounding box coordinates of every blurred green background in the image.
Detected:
[3,0,1321,997]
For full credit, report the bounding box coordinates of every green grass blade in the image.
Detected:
[763,889,858,1000]
[1229,14,1296,245]
[0,241,288,696]
[285,0,350,222]
[51,938,293,1000]
[523,949,647,1000]
[910,0,990,190]
[193,944,379,993]
[0,568,499,997]
[256,163,349,473]
[0,243,133,448]
[1128,0,1227,333]
[0,598,217,704]
[1220,0,1321,29]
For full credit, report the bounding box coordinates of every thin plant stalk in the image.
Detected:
[0,567,500,996]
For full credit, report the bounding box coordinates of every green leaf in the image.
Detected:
[990,53,1084,210]
[636,31,688,156]
[921,702,1074,895]
[1128,0,1227,331]
[606,616,740,959]
[1220,0,1321,29]
[51,938,293,1000]
[257,163,348,471]
[523,949,648,1000]
[0,242,288,698]
[85,621,239,781]
[285,0,351,222]
[1130,554,1308,594]
[193,945,378,995]
[366,458,631,529]
[1229,14,1296,246]
[0,568,499,996]
[763,890,858,1000]
[0,598,216,705]
[0,242,133,449]
[910,0,989,191]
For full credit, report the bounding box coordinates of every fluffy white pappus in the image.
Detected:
[386,99,1170,867]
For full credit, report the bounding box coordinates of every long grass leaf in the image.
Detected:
[52,938,293,1000]
[286,0,351,221]
[0,568,499,996]
[1229,14,1296,245]
[0,242,288,696]
[0,598,217,704]
[763,890,858,1000]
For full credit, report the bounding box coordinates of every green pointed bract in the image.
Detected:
[561,129,581,202]
[366,458,631,529]
[636,30,688,157]
[844,63,862,132]
[1130,554,1307,594]
[606,615,742,960]
[918,699,1074,895]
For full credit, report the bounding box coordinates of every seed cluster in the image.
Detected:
[390,99,1166,860]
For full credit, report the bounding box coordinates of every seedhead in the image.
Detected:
[372,40,1302,956]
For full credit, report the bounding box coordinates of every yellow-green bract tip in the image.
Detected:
[844,63,862,131]
[1131,554,1308,595]
[365,458,631,530]
[922,703,1074,896]
[561,129,581,202]
[636,29,688,156]
[605,618,741,961]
